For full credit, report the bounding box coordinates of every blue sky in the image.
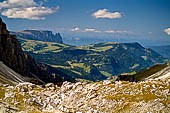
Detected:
[0,0,170,46]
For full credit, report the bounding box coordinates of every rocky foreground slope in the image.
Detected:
[0,62,170,113]
[0,79,169,113]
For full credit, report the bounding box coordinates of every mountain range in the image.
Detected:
[11,30,63,43]
[0,17,170,113]
[1,16,167,83]
[17,37,165,82]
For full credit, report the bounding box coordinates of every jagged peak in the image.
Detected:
[11,29,63,43]
[16,29,53,34]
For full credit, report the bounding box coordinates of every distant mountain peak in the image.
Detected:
[11,30,63,43]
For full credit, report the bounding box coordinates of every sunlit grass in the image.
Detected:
[100,71,112,77]
[19,38,70,53]
[130,64,139,69]
[141,56,147,61]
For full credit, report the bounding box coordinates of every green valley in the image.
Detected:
[18,38,166,82]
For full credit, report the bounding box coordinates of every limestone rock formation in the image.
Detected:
[11,30,63,43]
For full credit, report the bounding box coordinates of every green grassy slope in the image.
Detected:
[18,38,165,81]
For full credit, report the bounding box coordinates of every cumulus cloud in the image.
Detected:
[92,9,122,19]
[164,28,170,35]
[105,30,129,34]
[0,0,36,9]
[1,7,59,20]
[0,0,59,20]
[71,27,80,32]
[83,28,101,33]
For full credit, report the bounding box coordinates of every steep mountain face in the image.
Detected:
[0,18,29,76]
[0,18,73,84]
[11,30,63,43]
[149,45,170,59]
[18,38,165,81]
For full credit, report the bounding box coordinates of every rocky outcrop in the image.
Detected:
[11,30,63,43]
[0,17,72,84]
[0,18,29,76]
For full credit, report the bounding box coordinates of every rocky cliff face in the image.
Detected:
[11,30,63,43]
[0,18,72,84]
[0,18,29,76]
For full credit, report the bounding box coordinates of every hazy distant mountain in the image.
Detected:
[18,38,165,81]
[11,30,63,43]
[149,45,170,59]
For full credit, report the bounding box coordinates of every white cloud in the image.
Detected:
[164,28,170,35]
[105,30,129,34]
[0,0,36,9]
[83,28,101,33]
[1,7,59,20]
[0,0,59,20]
[70,27,131,34]
[71,27,80,32]
[92,9,122,19]
[71,27,101,33]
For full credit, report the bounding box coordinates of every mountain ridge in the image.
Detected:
[11,30,63,43]
[18,37,165,81]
